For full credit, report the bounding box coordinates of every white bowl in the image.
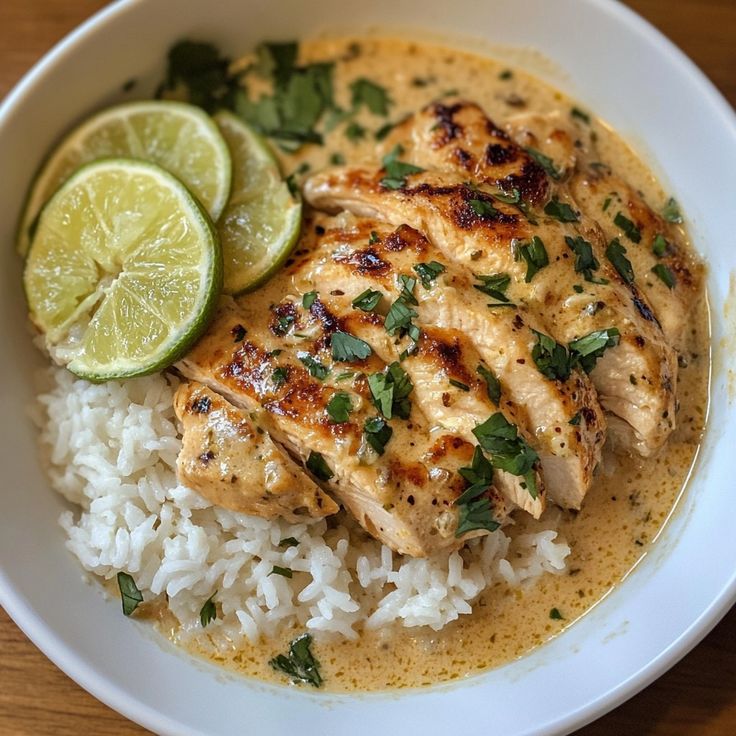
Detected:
[1,1,734,734]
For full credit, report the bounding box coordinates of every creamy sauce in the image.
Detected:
[173,36,709,691]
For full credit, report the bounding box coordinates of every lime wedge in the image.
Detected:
[17,100,232,255]
[23,158,222,381]
[214,112,302,294]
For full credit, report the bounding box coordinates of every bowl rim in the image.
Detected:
[1,1,735,734]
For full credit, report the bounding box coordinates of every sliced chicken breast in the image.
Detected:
[174,381,338,520]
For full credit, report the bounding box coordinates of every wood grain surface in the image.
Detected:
[1,1,734,734]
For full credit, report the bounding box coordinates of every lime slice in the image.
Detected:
[23,158,222,381]
[17,100,232,255]
[214,111,302,294]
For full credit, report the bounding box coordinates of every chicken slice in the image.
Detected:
[178,298,511,557]
[174,381,338,520]
[304,104,677,456]
[291,213,603,510]
[570,164,703,350]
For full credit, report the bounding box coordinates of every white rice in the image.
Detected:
[35,367,570,645]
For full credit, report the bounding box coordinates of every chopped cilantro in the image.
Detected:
[331,330,372,362]
[298,354,330,380]
[564,235,607,283]
[477,364,501,405]
[199,591,218,627]
[651,263,676,289]
[499,69,514,80]
[515,236,549,282]
[652,233,668,257]
[525,147,561,180]
[569,328,621,373]
[413,261,446,289]
[532,330,573,382]
[569,412,581,426]
[469,198,500,218]
[663,197,683,224]
[544,198,579,222]
[344,121,366,141]
[326,392,352,423]
[449,378,470,391]
[272,367,288,387]
[379,144,425,189]
[302,290,317,309]
[352,288,384,312]
[550,607,564,620]
[329,152,345,165]
[363,416,393,455]
[605,238,635,284]
[270,566,293,578]
[279,537,299,548]
[454,446,500,537]
[350,77,392,115]
[474,273,511,302]
[116,572,143,617]
[571,107,591,124]
[368,230,380,244]
[269,633,323,688]
[306,451,333,481]
[613,212,641,243]
[367,362,413,420]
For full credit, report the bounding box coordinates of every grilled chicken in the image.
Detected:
[178,298,512,557]
[304,100,678,456]
[292,212,602,511]
[174,381,338,521]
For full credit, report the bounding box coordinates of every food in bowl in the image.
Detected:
[22,35,708,691]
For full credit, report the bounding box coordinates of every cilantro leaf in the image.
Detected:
[270,566,293,578]
[326,392,352,423]
[302,291,317,309]
[613,212,642,243]
[331,331,372,362]
[352,288,384,312]
[363,416,393,455]
[474,273,511,302]
[564,235,607,283]
[662,197,683,224]
[544,198,579,222]
[350,78,392,116]
[569,328,621,373]
[298,354,330,380]
[515,236,549,282]
[199,592,218,627]
[272,366,288,387]
[525,147,561,180]
[367,362,413,420]
[449,378,470,391]
[652,233,668,257]
[306,451,333,481]
[550,607,565,620]
[454,447,500,537]
[413,261,446,289]
[279,537,299,548]
[477,364,501,405]
[344,120,366,141]
[571,107,591,124]
[605,238,635,284]
[117,572,143,617]
[651,263,676,289]
[469,198,500,218]
[269,633,323,688]
[379,144,425,189]
[532,330,574,382]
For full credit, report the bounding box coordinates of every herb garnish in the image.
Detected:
[302,290,317,309]
[569,412,581,426]
[449,378,470,391]
[329,152,345,165]
[367,362,414,420]
[652,233,668,257]
[379,144,425,189]
[571,107,591,124]
[564,235,608,284]
[515,236,549,282]
[454,446,500,537]
[472,414,539,498]
[605,238,635,284]
[532,330,573,382]
[413,261,446,289]
[306,451,333,481]
[477,364,501,405]
[326,392,352,423]
[269,633,323,688]
[299,354,330,380]
[385,275,420,342]
[549,607,565,620]
[344,121,366,141]
[662,197,683,223]
[200,592,218,627]
[525,147,561,180]
[279,537,299,548]
[499,69,514,80]
[474,273,511,302]
[613,212,641,243]
[569,328,621,373]
[117,572,143,617]
[368,230,380,244]
[363,416,393,455]
[352,288,384,312]
[469,198,500,218]
[544,198,579,222]
[651,263,676,289]
[350,77,392,116]
[331,330,372,362]
[270,566,293,578]
[272,367,288,387]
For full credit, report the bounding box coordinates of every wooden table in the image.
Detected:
[1,1,734,734]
